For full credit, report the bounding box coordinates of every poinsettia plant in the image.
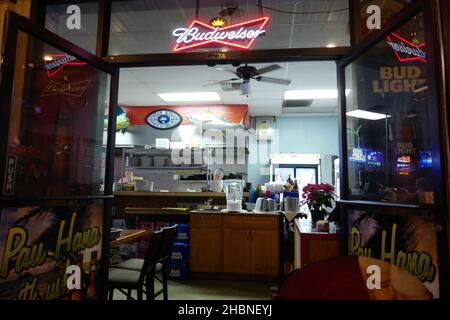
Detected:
[301,183,336,224]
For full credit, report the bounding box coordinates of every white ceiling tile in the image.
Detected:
[119,70,139,83]
[119,61,337,116]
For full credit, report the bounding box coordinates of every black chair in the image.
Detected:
[154,224,178,300]
[112,224,179,300]
[107,228,163,300]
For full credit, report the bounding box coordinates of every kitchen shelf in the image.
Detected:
[125,148,179,156]
[123,147,249,155]
[130,166,206,169]
[129,166,207,173]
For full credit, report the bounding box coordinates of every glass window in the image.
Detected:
[344,13,438,205]
[45,2,98,54]
[359,0,412,41]
[5,31,111,197]
[109,0,350,55]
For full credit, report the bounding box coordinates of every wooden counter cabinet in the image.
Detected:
[223,215,279,277]
[223,228,250,274]
[190,214,222,273]
[250,229,279,275]
[189,212,279,279]
[294,218,342,269]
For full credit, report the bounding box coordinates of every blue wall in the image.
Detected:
[248,116,339,186]
[277,117,339,154]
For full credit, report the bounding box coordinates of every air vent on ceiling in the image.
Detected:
[282,99,314,108]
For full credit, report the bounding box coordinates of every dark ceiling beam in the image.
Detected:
[105,47,351,68]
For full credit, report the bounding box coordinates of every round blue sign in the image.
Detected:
[158,115,170,124]
[146,109,182,130]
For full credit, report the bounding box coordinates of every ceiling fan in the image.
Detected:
[205,64,292,96]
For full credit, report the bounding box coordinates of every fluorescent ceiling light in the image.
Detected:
[326,43,336,48]
[284,89,351,100]
[346,110,392,121]
[158,92,220,102]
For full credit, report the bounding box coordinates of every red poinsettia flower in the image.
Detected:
[301,183,336,223]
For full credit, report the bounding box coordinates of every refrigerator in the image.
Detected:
[0,12,117,300]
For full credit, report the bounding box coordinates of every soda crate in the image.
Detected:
[169,263,189,280]
[169,242,189,280]
[176,223,189,242]
[171,242,189,261]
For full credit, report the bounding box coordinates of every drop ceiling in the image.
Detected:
[46,0,350,54]
[118,61,339,117]
[45,1,345,116]
[108,0,350,54]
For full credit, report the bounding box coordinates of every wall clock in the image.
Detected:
[145,109,182,130]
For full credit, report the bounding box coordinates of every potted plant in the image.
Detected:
[301,183,336,229]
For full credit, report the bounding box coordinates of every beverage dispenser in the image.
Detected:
[222,179,245,212]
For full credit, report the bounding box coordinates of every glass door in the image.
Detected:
[337,0,447,299]
[295,167,319,193]
[0,12,118,300]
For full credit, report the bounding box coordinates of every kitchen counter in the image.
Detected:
[294,218,342,269]
[190,209,279,217]
[119,208,279,221]
[124,207,191,216]
[113,191,248,217]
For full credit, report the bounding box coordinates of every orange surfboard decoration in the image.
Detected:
[121,105,250,129]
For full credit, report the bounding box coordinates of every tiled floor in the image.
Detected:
[112,279,275,300]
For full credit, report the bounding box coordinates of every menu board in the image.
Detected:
[0,203,103,300]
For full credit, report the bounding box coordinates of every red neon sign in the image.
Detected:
[43,54,87,78]
[386,32,426,63]
[172,17,269,52]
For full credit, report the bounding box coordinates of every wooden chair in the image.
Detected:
[107,228,163,300]
[111,224,179,300]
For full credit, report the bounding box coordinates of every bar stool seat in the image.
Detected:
[108,268,141,288]
[113,259,162,273]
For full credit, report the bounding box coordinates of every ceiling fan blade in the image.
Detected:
[257,76,292,85]
[219,82,242,92]
[255,64,281,75]
[220,68,239,76]
[231,83,242,90]
[203,78,240,87]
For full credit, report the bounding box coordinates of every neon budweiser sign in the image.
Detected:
[172,17,269,52]
[40,80,91,97]
[43,54,87,78]
[386,32,427,63]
